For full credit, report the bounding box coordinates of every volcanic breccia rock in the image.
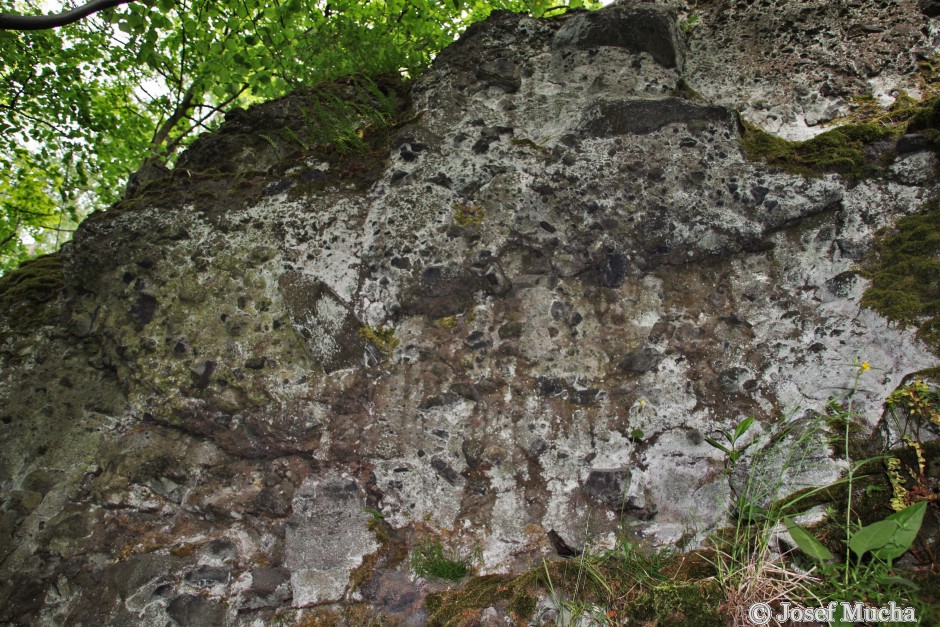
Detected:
[1,0,938,624]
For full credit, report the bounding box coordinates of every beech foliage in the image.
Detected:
[0,0,595,272]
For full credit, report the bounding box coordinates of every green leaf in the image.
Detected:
[733,416,755,441]
[125,11,147,34]
[362,507,384,520]
[849,519,897,560]
[703,437,730,456]
[2,0,592,271]
[872,500,927,562]
[874,575,919,590]
[785,518,834,562]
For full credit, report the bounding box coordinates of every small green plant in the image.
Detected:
[786,502,928,568]
[704,416,755,466]
[846,501,927,564]
[705,410,830,624]
[361,507,384,520]
[258,132,280,150]
[279,125,306,148]
[785,501,928,624]
[411,541,469,582]
[887,378,940,433]
[680,12,700,34]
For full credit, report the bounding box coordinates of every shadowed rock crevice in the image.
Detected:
[580,98,735,137]
[552,3,685,69]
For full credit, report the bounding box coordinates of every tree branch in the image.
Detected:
[164,83,247,154]
[0,103,70,136]
[149,79,197,152]
[0,0,136,31]
[0,220,22,251]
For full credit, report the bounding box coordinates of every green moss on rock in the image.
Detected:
[424,544,730,626]
[0,254,64,339]
[740,85,940,182]
[452,203,484,227]
[0,255,64,307]
[624,580,725,626]
[832,92,927,131]
[433,315,458,330]
[860,197,940,354]
[358,325,399,358]
[425,574,522,626]
[905,95,940,151]
[740,121,895,181]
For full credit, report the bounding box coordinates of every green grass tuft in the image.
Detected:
[411,541,468,582]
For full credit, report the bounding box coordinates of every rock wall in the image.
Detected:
[1,1,938,624]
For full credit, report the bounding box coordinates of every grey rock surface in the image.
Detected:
[1,1,938,624]
[685,0,938,139]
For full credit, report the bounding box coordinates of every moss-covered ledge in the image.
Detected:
[739,87,940,182]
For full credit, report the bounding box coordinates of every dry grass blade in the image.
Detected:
[717,548,822,627]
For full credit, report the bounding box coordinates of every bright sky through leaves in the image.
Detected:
[0,0,598,274]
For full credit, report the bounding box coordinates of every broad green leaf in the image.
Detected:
[849,519,897,560]
[888,499,928,529]
[785,518,834,562]
[872,500,927,562]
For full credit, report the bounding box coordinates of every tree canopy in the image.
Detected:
[0,0,596,273]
